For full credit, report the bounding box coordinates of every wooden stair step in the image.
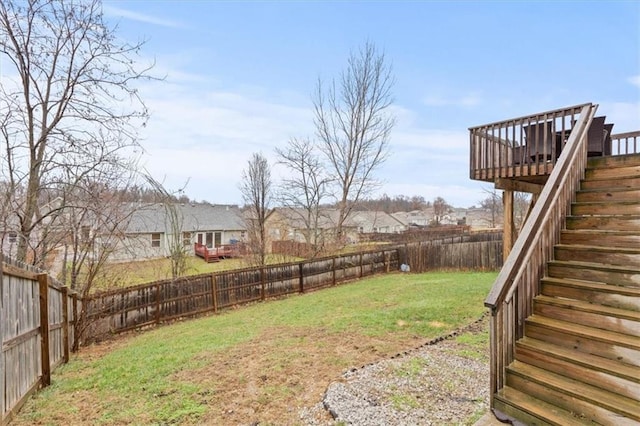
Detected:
[494,386,596,426]
[524,315,640,366]
[587,153,640,169]
[565,215,640,231]
[517,337,640,385]
[584,164,640,181]
[541,276,640,312]
[576,188,640,202]
[561,229,640,248]
[554,244,640,267]
[506,360,640,422]
[572,201,640,216]
[534,294,640,336]
[516,338,640,402]
[547,259,640,288]
[581,176,640,190]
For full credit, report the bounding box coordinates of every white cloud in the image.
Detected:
[135,76,315,203]
[103,5,184,28]
[599,101,640,134]
[629,75,640,88]
[422,92,482,107]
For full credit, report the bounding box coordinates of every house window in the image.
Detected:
[151,233,161,248]
[183,232,191,247]
[214,232,222,247]
[205,232,213,249]
[8,232,17,243]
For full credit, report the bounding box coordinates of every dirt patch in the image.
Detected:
[172,326,423,425]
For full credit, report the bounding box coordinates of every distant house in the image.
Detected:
[264,207,405,251]
[391,209,434,228]
[108,203,246,262]
[349,210,406,234]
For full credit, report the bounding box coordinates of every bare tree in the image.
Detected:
[240,153,272,266]
[480,187,503,228]
[275,137,330,256]
[0,0,153,263]
[313,41,395,241]
[144,175,190,280]
[514,191,532,232]
[432,196,452,225]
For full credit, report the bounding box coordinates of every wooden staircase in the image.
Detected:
[493,153,640,425]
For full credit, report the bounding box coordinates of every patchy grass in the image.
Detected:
[14,271,497,425]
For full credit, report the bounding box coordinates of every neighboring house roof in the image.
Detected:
[267,207,404,232]
[267,207,341,230]
[392,209,434,227]
[348,210,405,231]
[125,203,245,234]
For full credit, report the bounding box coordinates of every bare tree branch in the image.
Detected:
[313,41,395,241]
[275,137,330,256]
[0,0,155,263]
[240,152,272,267]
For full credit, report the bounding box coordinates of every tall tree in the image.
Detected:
[432,196,452,225]
[313,41,395,241]
[0,0,153,263]
[480,187,503,228]
[275,137,330,255]
[240,153,272,267]
[144,175,190,280]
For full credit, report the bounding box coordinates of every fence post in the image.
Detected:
[298,263,304,293]
[332,258,336,286]
[385,251,390,273]
[0,258,4,417]
[260,268,265,301]
[211,274,218,313]
[359,253,363,278]
[155,282,161,325]
[61,286,70,363]
[37,274,51,387]
[72,293,78,352]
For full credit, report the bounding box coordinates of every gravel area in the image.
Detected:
[299,315,490,425]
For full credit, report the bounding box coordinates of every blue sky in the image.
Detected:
[103,0,640,208]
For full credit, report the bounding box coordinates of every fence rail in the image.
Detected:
[83,248,400,339]
[83,232,503,341]
[400,232,503,273]
[1,256,79,425]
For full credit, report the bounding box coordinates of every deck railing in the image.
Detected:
[611,130,640,156]
[483,103,597,406]
[469,103,591,182]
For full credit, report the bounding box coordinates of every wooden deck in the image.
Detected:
[194,243,239,262]
[469,103,639,187]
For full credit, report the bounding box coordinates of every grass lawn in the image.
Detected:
[15,270,497,425]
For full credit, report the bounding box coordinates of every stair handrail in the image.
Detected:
[484,103,597,405]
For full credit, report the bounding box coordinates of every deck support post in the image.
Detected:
[503,189,514,262]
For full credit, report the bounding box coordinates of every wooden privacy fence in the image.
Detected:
[399,232,503,273]
[83,232,503,341]
[1,256,80,425]
[83,248,401,340]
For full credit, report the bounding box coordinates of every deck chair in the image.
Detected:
[587,116,607,157]
[523,121,555,163]
[602,123,614,156]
